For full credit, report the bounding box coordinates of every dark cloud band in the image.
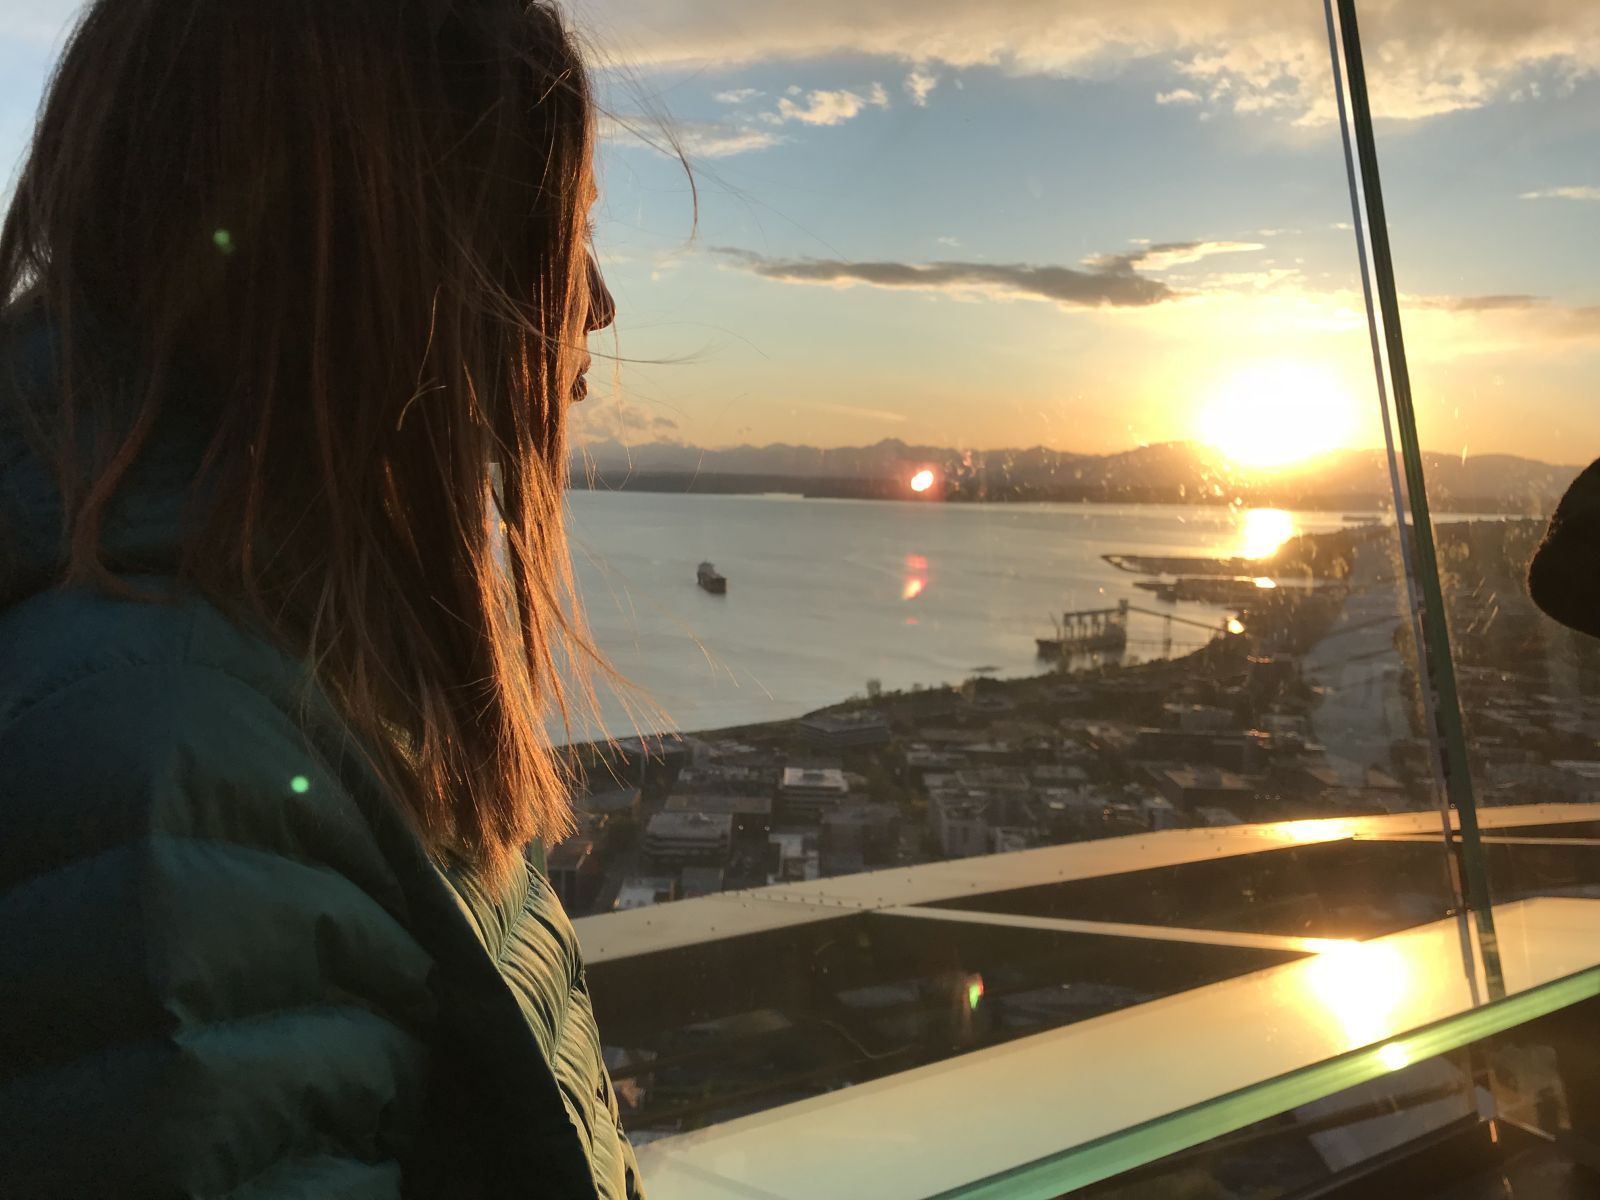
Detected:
[712,247,1176,308]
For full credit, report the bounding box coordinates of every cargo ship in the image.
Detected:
[697,562,727,595]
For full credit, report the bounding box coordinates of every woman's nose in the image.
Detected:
[586,255,615,334]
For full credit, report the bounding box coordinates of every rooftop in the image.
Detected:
[781,766,849,792]
[644,811,735,841]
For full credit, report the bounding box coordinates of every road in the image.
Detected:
[1301,539,1414,779]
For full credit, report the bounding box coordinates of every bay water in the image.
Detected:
[564,491,1368,736]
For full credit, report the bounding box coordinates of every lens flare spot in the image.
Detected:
[903,576,926,601]
[910,469,935,493]
[212,228,235,255]
[1253,577,1278,590]
[967,979,985,1011]
[906,554,929,571]
[290,775,311,795]
[1228,617,1246,635]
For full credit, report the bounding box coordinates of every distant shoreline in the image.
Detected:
[569,471,1548,517]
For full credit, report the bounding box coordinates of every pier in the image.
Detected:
[1038,599,1236,660]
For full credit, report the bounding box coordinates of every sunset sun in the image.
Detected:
[1195,361,1359,469]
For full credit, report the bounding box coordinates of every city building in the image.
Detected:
[1035,787,1108,836]
[796,710,893,750]
[778,766,851,822]
[678,865,726,899]
[664,793,774,843]
[767,832,820,884]
[1132,728,1269,773]
[1137,793,1183,830]
[821,803,901,869]
[580,786,642,823]
[642,811,734,868]
[989,825,1033,854]
[545,836,604,913]
[928,793,990,858]
[1167,703,1234,733]
[1152,765,1260,815]
[612,876,676,912]
[904,745,971,785]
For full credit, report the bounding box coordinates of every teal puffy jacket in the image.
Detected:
[0,314,644,1199]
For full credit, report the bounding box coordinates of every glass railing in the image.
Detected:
[550,0,1600,1194]
[531,2,1600,1200]
[1343,0,1600,1166]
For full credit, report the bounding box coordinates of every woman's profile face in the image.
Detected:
[572,179,613,404]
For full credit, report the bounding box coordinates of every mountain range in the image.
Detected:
[570,437,1583,512]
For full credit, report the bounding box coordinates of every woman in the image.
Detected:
[0,2,641,1196]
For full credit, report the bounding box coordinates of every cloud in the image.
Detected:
[767,84,891,126]
[572,395,682,442]
[936,235,962,247]
[713,87,763,103]
[600,114,784,158]
[1086,240,1265,273]
[582,0,1600,124]
[1155,88,1202,105]
[1411,293,1546,312]
[1520,185,1600,201]
[712,247,1177,308]
[905,68,940,106]
[1397,293,1600,357]
[806,400,910,424]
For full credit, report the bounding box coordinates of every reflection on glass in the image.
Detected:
[538,0,1511,1189]
[1305,940,1413,1048]
[1344,0,1600,1158]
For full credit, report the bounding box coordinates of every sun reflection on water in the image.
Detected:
[1239,508,1296,559]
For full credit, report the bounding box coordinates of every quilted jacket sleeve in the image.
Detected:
[0,660,438,1199]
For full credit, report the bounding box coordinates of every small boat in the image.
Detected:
[697,562,727,595]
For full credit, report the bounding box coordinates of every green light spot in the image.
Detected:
[212,228,234,254]
[290,775,311,795]
[967,982,983,1011]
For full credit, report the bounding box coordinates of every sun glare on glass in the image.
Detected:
[1196,361,1358,469]
[1240,508,1296,559]
[910,469,935,493]
[1305,941,1413,1049]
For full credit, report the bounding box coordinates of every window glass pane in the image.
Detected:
[1350,0,1600,1150]
[559,1,1499,1192]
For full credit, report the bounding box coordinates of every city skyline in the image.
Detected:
[3,2,1599,465]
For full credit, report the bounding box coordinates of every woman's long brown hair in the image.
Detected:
[1,0,607,885]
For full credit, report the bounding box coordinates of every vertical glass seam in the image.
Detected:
[1318,0,1482,1009]
[1328,0,1504,999]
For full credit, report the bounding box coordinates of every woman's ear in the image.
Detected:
[1529,458,1600,639]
